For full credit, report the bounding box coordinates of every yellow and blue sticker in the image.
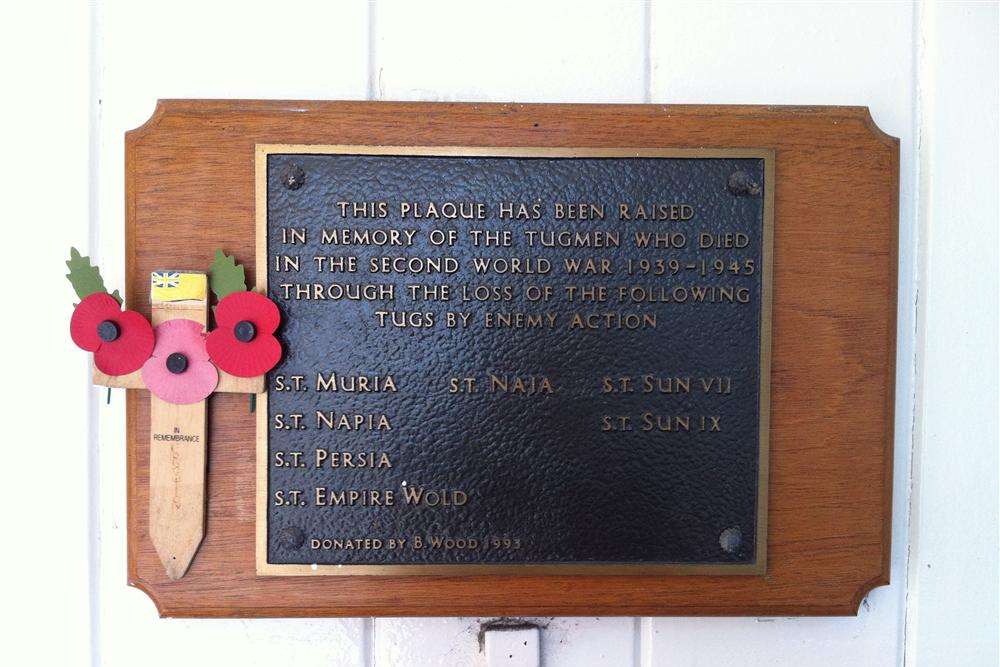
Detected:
[151,271,207,302]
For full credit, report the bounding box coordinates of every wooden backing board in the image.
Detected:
[125,101,898,617]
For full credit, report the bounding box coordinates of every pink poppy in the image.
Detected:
[141,319,218,404]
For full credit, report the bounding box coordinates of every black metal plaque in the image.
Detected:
[257,147,772,574]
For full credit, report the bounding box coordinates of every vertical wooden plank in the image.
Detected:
[6,1,93,664]
[907,2,999,664]
[148,399,206,579]
[148,277,209,580]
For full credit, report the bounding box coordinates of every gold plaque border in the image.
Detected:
[254,145,774,577]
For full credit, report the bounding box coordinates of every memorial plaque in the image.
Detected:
[124,101,898,616]
[256,146,773,574]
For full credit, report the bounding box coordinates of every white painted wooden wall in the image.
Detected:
[3,1,997,665]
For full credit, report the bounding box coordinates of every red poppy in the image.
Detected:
[70,292,154,375]
[206,291,282,377]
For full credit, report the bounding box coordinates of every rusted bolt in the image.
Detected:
[719,526,742,553]
[727,171,761,196]
[280,526,305,549]
[282,164,306,190]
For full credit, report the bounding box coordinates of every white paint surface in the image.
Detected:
[0,1,94,665]
[2,1,996,665]
[907,2,999,665]
[646,3,918,664]
[484,625,540,667]
[371,0,647,102]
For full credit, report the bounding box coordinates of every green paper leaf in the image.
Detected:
[209,249,247,300]
[66,247,119,303]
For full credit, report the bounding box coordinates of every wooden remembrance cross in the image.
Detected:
[95,272,263,579]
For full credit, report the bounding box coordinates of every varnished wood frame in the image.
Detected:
[124,101,898,617]
[253,145,774,577]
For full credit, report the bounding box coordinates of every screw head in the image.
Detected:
[727,171,761,197]
[166,352,189,374]
[719,526,742,554]
[279,526,305,549]
[97,319,120,342]
[282,164,306,190]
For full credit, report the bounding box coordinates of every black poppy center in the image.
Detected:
[234,320,257,342]
[166,352,189,374]
[97,319,120,342]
